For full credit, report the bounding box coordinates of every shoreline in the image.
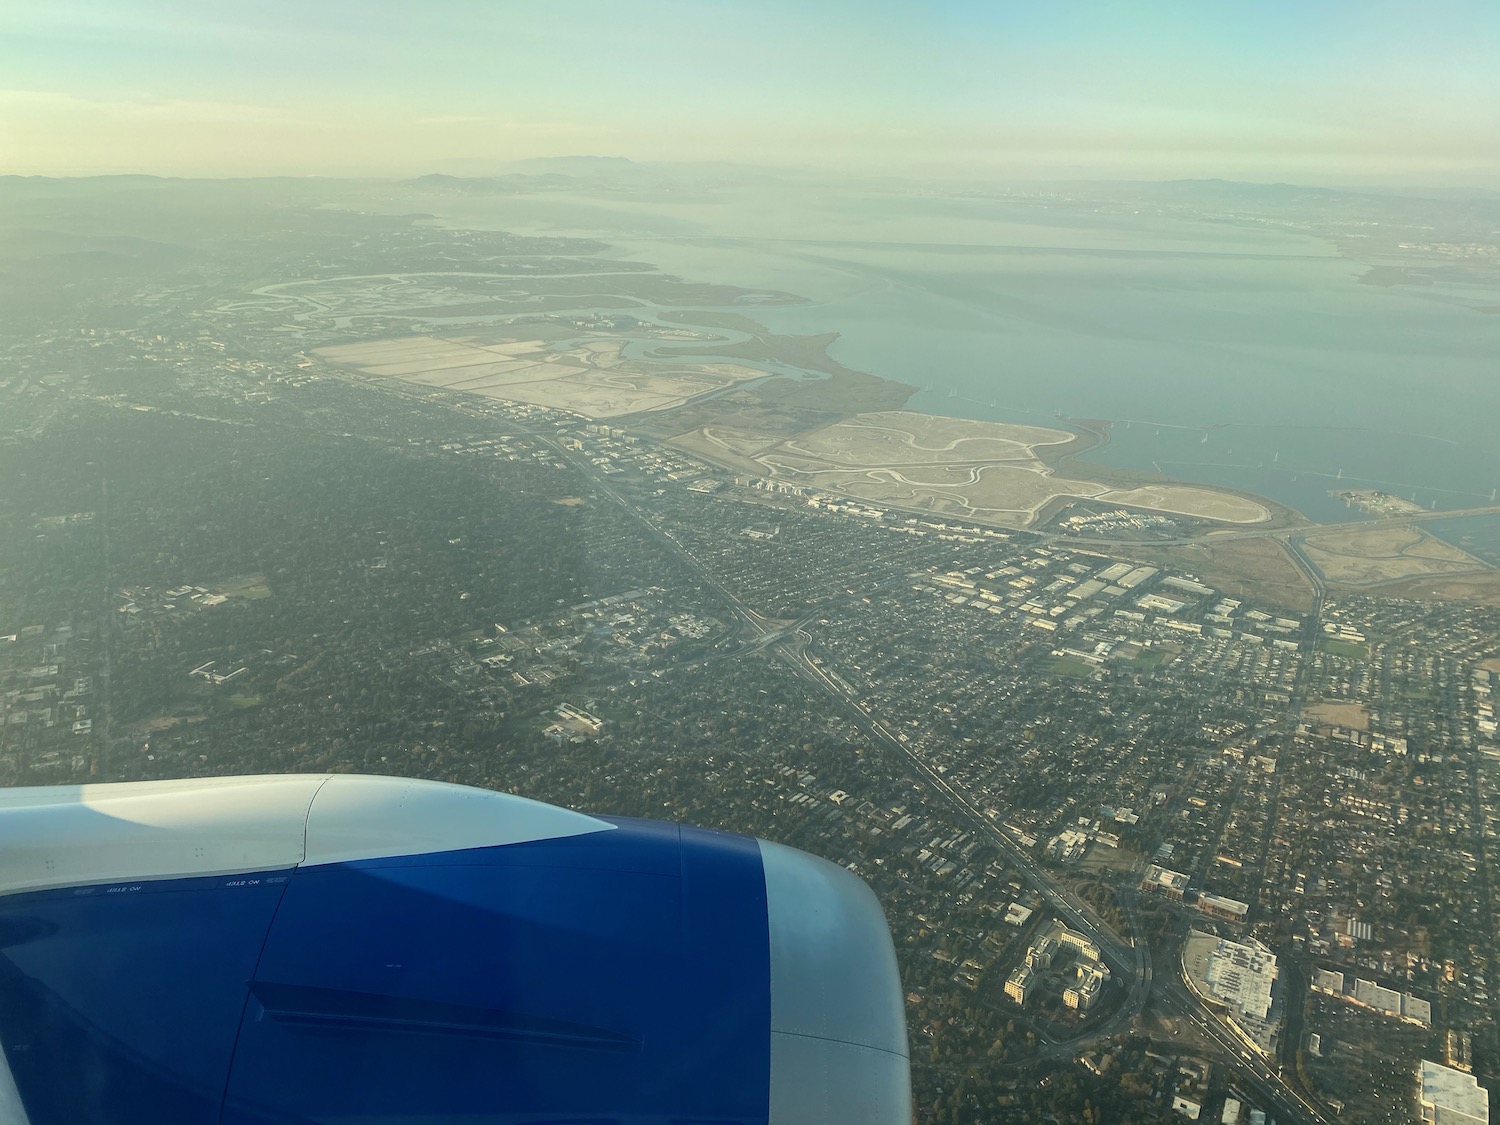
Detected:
[584,310,1314,535]
[291,256,1311,537]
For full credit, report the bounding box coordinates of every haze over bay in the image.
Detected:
[424,180,1500,531]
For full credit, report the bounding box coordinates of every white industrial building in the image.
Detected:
[1183,931,1281,1056]
[1418,1059,1489,1125]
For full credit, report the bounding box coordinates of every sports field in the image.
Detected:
[1304,700,1371,729]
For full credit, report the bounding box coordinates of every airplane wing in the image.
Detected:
[0,774,909,1125]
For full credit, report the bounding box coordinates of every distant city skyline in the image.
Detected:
[3,0,1498,185]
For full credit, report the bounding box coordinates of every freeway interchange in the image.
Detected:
[538,428,1337,1125]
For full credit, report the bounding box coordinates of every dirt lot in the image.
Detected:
[1301,525,1486,585]
[1304,701,1372,729]
[315,334,765,419]
[1378,571,1500,607]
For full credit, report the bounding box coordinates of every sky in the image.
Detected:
[2,0,1498,184]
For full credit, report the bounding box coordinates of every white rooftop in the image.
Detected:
[1419,1059,1489,1125]
[1202,937,1277,1022]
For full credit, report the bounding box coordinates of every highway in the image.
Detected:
[778,629,1137,958]
[778,632,1332,1125]
[1044,502,1500,552]
[548,435,1333,1124]
[536,421,1149,971]
[1154,975,1332,1125]
[397,396,1336,1124]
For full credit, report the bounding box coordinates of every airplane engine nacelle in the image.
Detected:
[0,775,909,1125]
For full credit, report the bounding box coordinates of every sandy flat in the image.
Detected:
[313,332,766,419]
[441,366,594,391]
[784,411,1072,468]
[760,461,1093,525]
[750,411,1271,529]
[362,351,536,377]
[478,340,550,355]
[697,427,791,457]
[1100,485,1270,524]
[326,339,478,362]
[396,360,540,387]
[1301,526,1484,585]
[493,379,680,417]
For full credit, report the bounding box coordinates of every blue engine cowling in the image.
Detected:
[0,776,909,1125]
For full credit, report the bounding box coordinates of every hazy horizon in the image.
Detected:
[5,160,1499,199]
[4,0,1498,186]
